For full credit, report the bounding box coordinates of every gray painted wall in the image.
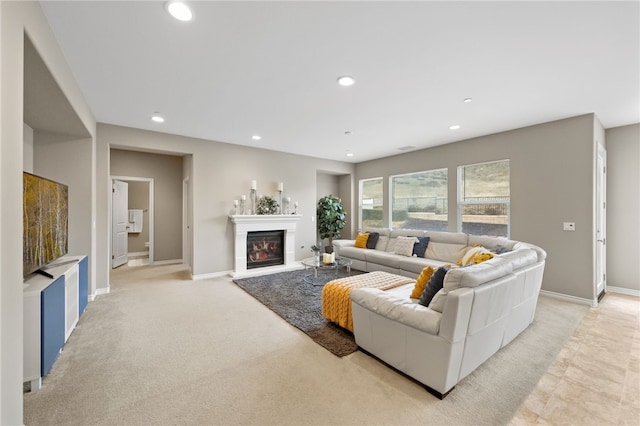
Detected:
[97,123,355,286]
[111,149,183,262]
[605,123,640,292]
[355,114,599,301]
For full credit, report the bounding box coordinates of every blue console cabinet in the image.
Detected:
[23,255,89,390]
[78,256,88,315]
[40,276,65,377]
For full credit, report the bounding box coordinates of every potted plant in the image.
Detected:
[316,195,346,253]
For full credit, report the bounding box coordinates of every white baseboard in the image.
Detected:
[153,259,183,266]
[192,270,233,280]
[539,290,596,307]
[128,251,149,258]
[229,263,304,279]
[607,286,640,297]
[91,287,110,300]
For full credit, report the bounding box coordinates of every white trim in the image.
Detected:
[539,290,597,307]
[153,258,182,266]
[607,286,640,298]
[229,263,304,279]
[192,270,234,280]
[91,287,111,300]
[128,251,149,258]
[110,175,155,265]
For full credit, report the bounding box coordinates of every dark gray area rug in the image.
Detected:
[233,268,360,357]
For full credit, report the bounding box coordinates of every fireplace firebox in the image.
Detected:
[246,230,284,269]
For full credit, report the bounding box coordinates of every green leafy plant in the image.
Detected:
[317,195,346,252]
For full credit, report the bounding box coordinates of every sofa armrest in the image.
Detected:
[438,287,474,344]
[333,239,355,256]
[350,288,442,335]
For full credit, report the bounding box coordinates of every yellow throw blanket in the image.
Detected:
[322,271,415,332]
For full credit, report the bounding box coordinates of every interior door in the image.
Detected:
[112,179,129,268]
[595,143,607,300]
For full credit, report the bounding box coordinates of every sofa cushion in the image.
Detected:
[394,236,418,257]
[410,266,434,298]
[338,245,368,261]
[496,247,538,269]
[350,288,442,335]
[366,250,402,268]
[398,256,451,274]
[412,236,430,257]
[425,241,468,263]
[418,266,448,307]
[444,256,513,290]
[424,231,468,245]
[375,236,389,251]
[467,235,517,252]
[354,232,369,248]
[428,289,446,313]
[366,232,380,249]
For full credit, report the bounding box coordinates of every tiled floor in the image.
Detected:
[512,292,640,425]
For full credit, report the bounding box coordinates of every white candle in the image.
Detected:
[286,197,291,203]
[241,195,246,201]
[251,180,257,190]
[278,182,283,192]
[233,199,238,206]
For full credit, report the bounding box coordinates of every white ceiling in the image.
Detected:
[40,1,639,163]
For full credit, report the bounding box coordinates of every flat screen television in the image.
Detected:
[23,172,69,277]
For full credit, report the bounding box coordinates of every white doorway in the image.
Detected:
[183,177,193,272]
[595,143,607,300]
[112,179,129,268]
[111,176,155,268]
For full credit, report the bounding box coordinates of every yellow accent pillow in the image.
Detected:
[410,266,434,299]
[354,232,370,248]
[473,252,494,264]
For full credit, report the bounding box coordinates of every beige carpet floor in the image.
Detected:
[23,264,588,426]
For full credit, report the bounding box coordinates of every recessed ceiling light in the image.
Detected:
[166,1,193,22]
[252,135,261,141]
[463,98,472,103]
[344,130,352,135]
[337,76,355,87]
[346,152,354,157]
[449,124,461,130]
[151,114,165,123]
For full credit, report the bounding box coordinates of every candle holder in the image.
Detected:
[250,189,257,214]
[239,198,246,215]
[277,190,283,214]
[293,201,298,215]
[284,197,291,215]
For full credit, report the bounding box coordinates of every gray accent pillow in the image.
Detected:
[418,266,448,307]
[366,232,380,249]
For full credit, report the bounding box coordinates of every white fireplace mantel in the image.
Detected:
[229,214,302,278]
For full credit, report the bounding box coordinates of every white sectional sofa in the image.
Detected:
[332,228,546,398]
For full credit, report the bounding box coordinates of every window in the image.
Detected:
[360,177,383,228]
[458,160,510,237]
[390,169,447,231]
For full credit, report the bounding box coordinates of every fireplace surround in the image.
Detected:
[229,214,302,277]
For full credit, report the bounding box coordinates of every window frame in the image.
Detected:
[457,159,511,237]
[389,168,448,231]
[359,177,384,229]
